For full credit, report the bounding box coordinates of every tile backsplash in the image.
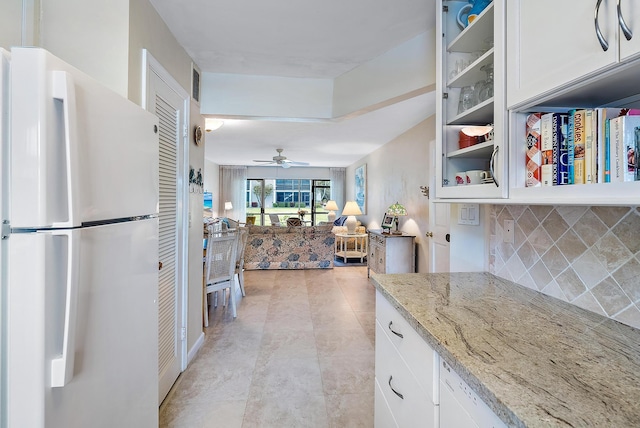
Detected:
[489,205,640,329]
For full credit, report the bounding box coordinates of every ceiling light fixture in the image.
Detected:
[205,119,224,132]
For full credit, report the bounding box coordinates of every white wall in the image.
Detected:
[128,0,194,106]
[0,0,25,48]
[346,116,435,273]
[40,0,131,96]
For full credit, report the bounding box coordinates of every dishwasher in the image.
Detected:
[439,360,507,428]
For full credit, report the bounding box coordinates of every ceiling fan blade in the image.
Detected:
[288,161,310,166]
[253,160,275,163]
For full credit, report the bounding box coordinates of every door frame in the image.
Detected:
[141,51,189,372]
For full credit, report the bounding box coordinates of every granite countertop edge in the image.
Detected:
[370,272,640,428]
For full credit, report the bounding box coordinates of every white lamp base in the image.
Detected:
[327,211,336,224]
[345,215,357,234]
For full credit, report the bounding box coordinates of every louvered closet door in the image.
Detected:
[152,73,184,404]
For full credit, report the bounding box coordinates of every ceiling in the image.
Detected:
[148,0,436,168]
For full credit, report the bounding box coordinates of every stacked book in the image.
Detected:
[525,109,640,187]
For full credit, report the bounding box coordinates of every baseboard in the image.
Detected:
[187,332,205,366]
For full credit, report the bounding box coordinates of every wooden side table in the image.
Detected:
[368,230,415,277]
[334,233,368,263]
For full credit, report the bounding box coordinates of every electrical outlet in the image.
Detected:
[503,220,514,244]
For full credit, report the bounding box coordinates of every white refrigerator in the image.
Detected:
[0,47,159,427]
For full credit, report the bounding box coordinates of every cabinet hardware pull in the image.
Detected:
[388,321,404,338]
[490,145,499,187]
[595,0,610,51]
[388,376,404,399]
[618,0,633,41]
[426,231,433,238]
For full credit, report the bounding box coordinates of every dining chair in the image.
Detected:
[286,217,302,227]
[203,228,240,325]
[269,213,281,226]
[234,227,249,297]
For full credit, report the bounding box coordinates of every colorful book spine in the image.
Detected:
[598,108,624,183]
[611,116,623,181]
[573,109,586,184]
[584,109,595,184]
[541,113,554,186]
[635,126,640,181]
[553,113,569,185]
[610,115,640,182]
[604,118,611,182]
[525,113,542,187]
[567,110,575,184]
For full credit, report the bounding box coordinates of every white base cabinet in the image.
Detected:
[375,291,506,428]
[375,290,438,428]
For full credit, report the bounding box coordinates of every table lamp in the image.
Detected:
[325,200,339,223]
[224,201,233,217]
[387,202,407,234]
[341,201,362,234]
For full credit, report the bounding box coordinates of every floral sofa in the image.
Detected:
[244,225,335,270]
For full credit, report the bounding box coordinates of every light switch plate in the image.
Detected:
[458,204,480,225]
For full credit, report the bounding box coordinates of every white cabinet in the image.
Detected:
[435,0,508,199]
[368,231,415,276]
[375,291,506,428]
[507,0,640,109]
[505,1,640,205]
[375,291,439,428]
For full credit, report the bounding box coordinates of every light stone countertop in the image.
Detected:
[370,272,640,428]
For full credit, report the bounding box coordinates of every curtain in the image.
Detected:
[219,166,247,222]
[330,167,346,213]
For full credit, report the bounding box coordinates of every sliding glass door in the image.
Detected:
[246,178,331,225]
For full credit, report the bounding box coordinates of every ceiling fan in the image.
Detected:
[252,148,310,168]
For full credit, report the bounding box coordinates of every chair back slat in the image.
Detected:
[205,228,239,285]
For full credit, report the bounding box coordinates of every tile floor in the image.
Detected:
[159,266,375,428]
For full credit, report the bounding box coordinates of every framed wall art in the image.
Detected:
[355,163,366,214]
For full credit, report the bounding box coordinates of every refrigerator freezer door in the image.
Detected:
[7,218,158,427]
[10,47,159,228]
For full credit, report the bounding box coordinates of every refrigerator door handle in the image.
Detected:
[50,229,81,387]
[51,70,80,228]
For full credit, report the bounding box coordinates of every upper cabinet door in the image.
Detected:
[619,0,640,62]
[506,0,619,109]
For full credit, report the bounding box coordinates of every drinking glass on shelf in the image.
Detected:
[476,63,494,102]
[449,59,465,80]
[458,85,475,114]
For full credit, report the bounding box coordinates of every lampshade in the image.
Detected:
[341,201,362,216]
[387,202,407,234]
[224,201,233,211]
[387,202,407,217]
[325,200,339,211]
[325,200,339,224]
[342,201,362,234]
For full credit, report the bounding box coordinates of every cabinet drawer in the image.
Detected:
[375,321,437,428]
[374,378,399,428]
[376,291,438,403]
